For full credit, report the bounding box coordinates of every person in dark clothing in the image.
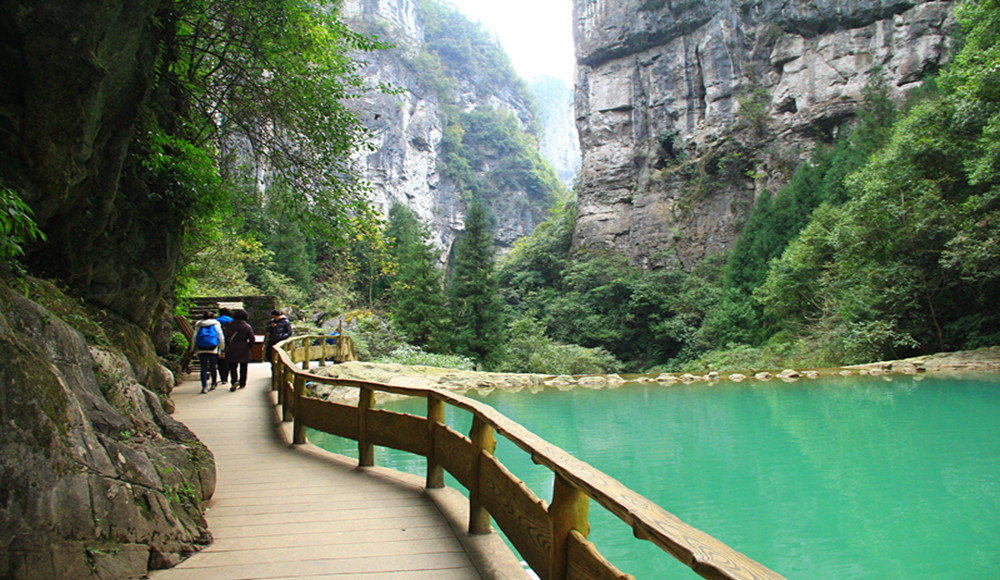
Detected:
[216,307,234,386]
[224,309,255,390]
[265,309,293,363]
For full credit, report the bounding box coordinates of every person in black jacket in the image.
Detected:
[224,309,255,390]
[265,309,293,363]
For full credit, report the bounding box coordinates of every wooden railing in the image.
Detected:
[272,335,786,580]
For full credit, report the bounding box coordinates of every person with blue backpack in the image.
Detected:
[193,311,226,394]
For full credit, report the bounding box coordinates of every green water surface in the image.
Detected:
[309,374,1000,579]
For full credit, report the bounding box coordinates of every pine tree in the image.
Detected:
[386,203,448,350]
[448,202,505,368]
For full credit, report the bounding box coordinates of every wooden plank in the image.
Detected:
[433,423,473,489]
[478,453,551,575]
[365,409,430,457]
[566,530,634,580]
[297,397,359,441]
[155,363,487,580]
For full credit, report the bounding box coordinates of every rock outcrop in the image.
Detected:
[572,0,955,267]
[0,284,214,579]
[0,0,180,329]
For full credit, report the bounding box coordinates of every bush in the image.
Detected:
[375,344,476,370]
[497,315,623,375]
[345,312,401,361]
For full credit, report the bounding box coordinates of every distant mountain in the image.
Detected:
[529,76,581,186]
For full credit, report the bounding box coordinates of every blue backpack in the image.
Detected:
[196,325,219,349]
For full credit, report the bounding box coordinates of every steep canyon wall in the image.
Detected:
[344,0,561,259]
[572,0,955,267]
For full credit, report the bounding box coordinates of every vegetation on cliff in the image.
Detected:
[491,0,1000,372]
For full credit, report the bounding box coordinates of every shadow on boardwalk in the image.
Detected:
[151,363,525,580]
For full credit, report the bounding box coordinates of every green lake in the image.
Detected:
[309,373,1000,579]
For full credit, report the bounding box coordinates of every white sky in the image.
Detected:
[447,0,576,85]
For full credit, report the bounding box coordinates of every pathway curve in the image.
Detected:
[151,362,486,580]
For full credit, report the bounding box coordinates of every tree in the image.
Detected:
[152,0,391,308]
[386,203,449,350]
[448,202,505,367]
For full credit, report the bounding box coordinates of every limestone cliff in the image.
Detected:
[572,0,955,267]
[344,0,563,259]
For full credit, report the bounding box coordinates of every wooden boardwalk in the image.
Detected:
[152,363,523,580]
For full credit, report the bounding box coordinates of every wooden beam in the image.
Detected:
[550,473,590,580]
[426,395,445,489]
[358,386,375,467]
[469,416,497,534]
[292,375,307,444]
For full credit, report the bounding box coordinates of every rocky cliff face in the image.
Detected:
[0,282,214,579]
[531,76,582,185]
[572,0,955,267]
[344,0,557,259]
[0,0,182,329]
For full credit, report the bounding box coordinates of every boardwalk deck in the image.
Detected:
[152,363,521,580]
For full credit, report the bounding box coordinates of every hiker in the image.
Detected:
[224,309,256,391]
[265,309,293,363]
[216,307,234,386]
[193,311,226,394]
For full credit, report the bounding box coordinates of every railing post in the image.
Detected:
[468,416,496,534]
[281,366,294,422]
[549,473,590,580]
[292,375,307,444]
[301,338,310,370]
[358,386,375,467]
[426,395,445,489]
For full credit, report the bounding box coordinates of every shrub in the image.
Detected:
[375,344,475,370]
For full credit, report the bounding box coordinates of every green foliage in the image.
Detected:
[725,73,896,296]
[385,204,449,351]
[750,4,1000,361]
[448,202,505,368]
[375,344,476,370]
[498,194,576,313]
[442,108,563,211]
[0,187,46,263]
[162,0,387,238]
[418,0,537,132]
[735,87,771,139]
[347,312,403,362]
[497,314,622,375]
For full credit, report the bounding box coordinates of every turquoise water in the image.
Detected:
[308,374,1000,579]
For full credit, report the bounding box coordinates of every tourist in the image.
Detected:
[265,309,293,363]
[224,309,255,391]
[193,312,225,394]
[216,307,234,386]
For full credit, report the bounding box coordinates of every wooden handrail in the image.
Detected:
[271,335,786,580]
